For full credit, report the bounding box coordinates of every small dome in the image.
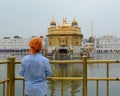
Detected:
[50,18,56,26]
[44,47,48,51]
[69,48,73,52]
[72,19,78,26]
[52,48,56,51]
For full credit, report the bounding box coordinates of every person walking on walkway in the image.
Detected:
[19,37,52,96]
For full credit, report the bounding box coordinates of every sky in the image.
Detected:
[0,0,120,39]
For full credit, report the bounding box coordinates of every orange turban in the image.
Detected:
[29,37,42,54]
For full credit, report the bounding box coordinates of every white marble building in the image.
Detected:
[0,36,47,52]
[94,35,120,53]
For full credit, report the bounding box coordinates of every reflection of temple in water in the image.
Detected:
[46,18,83,59]
[49,63,83,96]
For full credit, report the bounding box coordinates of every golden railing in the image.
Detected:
[0,54,120,96]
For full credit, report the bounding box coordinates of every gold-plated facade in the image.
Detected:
[47,18,83,47]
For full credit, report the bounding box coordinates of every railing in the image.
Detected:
[0,54,120,96]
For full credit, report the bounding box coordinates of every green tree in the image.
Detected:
[14,35,22,39]
[88,36,94,43]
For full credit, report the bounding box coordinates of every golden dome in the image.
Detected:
[72,18,78,26]
[50,18,56,25]
[69,48,73,52]
[44,47,48,51]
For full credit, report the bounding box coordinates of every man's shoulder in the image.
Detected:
[40,55,49,60]
[22,55,30,61]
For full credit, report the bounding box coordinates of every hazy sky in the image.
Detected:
[0,0,120,39]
